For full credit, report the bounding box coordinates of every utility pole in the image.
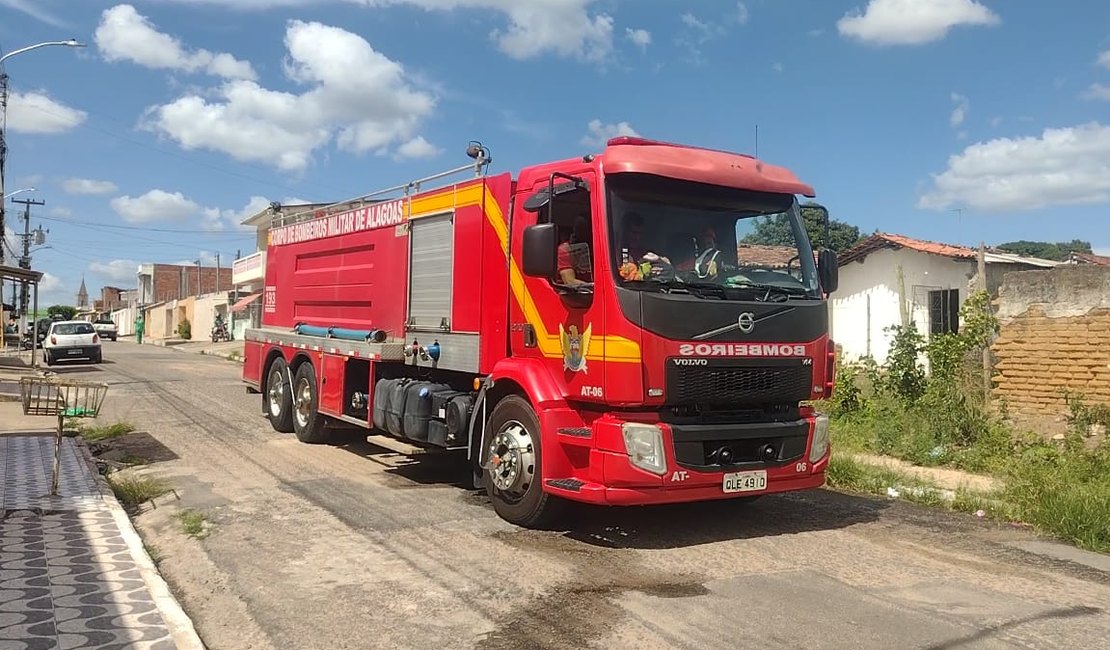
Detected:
[215,253,220,293]
[1,71,9,266]
[12,196,43,315]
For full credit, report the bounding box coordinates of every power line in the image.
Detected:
[35,213,256,235]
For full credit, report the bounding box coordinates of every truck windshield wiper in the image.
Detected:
[724,281,812,301]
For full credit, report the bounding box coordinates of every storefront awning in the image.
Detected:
[230,293,262,313]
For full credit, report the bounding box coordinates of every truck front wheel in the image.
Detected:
[265,357,294,433]
[291,362,331,444]
[483,395,563,528]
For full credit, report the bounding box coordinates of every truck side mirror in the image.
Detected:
[818,249,839,294]
[522,223,558,278]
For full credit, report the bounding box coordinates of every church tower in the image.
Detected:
[77,277,89,309]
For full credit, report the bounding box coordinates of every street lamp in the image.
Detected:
[0,39,85,265]
[3,187,35,200]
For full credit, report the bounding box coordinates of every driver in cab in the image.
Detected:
[556,214,593,286]
[674,223,723,279]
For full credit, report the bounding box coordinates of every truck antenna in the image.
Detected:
[754,124,759,158]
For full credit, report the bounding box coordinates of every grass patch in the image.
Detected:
[144,542,164,566]
[824,302,1110,553]
[78,421,137,442]
[107,472,169,507]
[175,509,209,539]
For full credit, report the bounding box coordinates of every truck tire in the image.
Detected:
[483,395,563,528]
[265,357,294,433]
[291,362,331,444]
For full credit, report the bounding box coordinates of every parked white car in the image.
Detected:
[43,320,102,365]
[92,317,118,341]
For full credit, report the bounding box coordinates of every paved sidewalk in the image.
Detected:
[0,434,203,649]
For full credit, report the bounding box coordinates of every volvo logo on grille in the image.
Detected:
[672,358,709,366]
[737,312,756,333]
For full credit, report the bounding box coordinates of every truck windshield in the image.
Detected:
[606,173,821,300]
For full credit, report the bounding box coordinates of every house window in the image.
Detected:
[928,289,959,335]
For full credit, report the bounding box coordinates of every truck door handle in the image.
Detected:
[523,324,537,348]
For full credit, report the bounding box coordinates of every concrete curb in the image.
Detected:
[74,440,207,650]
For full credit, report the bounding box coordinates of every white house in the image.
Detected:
[831,233,1059,365]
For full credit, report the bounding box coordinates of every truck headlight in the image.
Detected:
[621,423,667,475]
[809,413,830,463]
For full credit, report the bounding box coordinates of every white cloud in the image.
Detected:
[1098,51,1110,70]
[950,92,969,127]
[677,12,725,63]
[201,196,274,231]
[141,20,436,172]
[111,190,199,223]
[1082,83,1110,101]
[394,136,443,160]
[63,178,118,195]
[5,91,86,134]
[838,0,1000,46]
[919,122,1110,212]
[625,28,651,51]
[50,207,73,218]
[95,4,256,80]
[0,0,66,27]
[162,0,615,62]
[736,2,749,25]
[89,259,139,285]
[581,119,639,148]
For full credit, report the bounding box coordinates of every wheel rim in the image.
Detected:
[294,376,313,428]
[267,368,286,417]
[486,419,535,502]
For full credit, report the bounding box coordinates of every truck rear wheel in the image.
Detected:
[483,395,563,528]
[291,362,331,444]
[265,357,294,433]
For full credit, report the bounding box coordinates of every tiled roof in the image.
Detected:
[736,244,799,268]
[1068,252,1110,266]
[840,232,1064,267]
[839,233,980,265]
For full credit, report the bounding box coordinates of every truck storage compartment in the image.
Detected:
[371,378,392,431]
[445,394,474,442]
[431,389,465,419]
[428,420,450,447]
[402,382,451,441]
[385,378,414,436]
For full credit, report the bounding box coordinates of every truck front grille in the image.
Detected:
[665,358,813,407]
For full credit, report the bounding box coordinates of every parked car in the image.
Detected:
[93,318,118,341]
[42,320,102,365]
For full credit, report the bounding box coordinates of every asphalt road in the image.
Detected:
[59,343,1110,650]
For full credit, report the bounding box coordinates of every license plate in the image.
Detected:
[68,349,82,355]
[723,470,767,493]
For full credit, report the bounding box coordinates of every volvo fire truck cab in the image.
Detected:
[243,136,839,528]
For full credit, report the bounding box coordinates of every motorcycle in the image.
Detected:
[211,320,232,343]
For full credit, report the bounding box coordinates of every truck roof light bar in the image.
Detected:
[269,141,493,229]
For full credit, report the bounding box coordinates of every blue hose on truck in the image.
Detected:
[293,323,388,343]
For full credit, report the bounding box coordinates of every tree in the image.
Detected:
[995,240,1092,261]
[742,203,864,253]
[47,305,78,320]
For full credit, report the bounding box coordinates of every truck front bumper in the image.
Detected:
[541,410,829,506]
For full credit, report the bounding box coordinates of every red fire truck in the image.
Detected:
[242,136,839,527]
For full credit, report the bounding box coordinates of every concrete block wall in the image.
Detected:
[992,266,1110,415]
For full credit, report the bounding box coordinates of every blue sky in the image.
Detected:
[2,0,1109,306]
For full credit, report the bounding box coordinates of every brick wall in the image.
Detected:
[149,265,233,303]
[991,266,1110,415]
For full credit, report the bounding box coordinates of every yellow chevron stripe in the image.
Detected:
[407,181,641,364]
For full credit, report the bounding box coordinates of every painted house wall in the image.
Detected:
[832,248,975,364]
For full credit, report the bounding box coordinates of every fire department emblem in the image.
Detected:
[559,323,592,373]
